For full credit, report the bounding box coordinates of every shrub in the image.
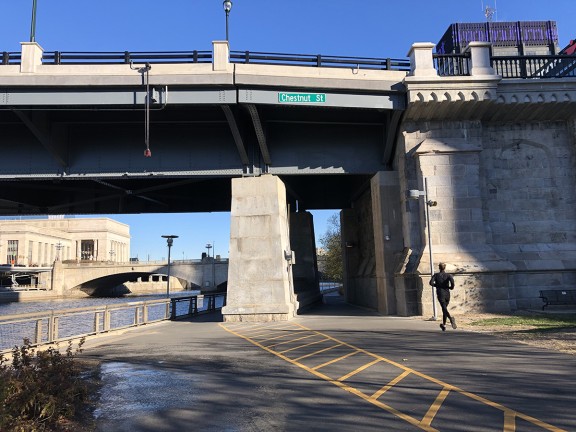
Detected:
[0,338,91,431]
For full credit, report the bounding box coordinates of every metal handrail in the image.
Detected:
[433,53,471,76]
[0,293,226,353]
[230,50,411,71]
[491,54,576,78]
[1,51,21,65]
[433,53,576,79]
[41,50,213,65]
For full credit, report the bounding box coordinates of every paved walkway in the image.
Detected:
[81,295,575,432]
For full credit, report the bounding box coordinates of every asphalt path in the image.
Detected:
[81,295,576,432]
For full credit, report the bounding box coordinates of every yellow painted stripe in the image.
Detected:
[370,370,411,401]
[504,410,516,432]
[292,343,344,362]
[287,322,566,432]
[267,333,317,348]
[220,322,567,432]
[256,330,304,343]
[311,350,359,371]
[220,323,434,431]
[421,388,451,427]
[278,337,330,354]
[337,357,382,382]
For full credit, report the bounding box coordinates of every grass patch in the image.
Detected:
[469,314,576,329]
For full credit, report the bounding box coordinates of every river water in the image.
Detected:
[0,290,199,316]
[0,291,205,352]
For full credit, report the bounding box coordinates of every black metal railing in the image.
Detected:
[1,51,21,65]
[491,55,576,78]
[230,50,410,71]
[1,49,410,71]
[170,293,226,320]
[3,48,575,79]
[41,50,213,65]
[433,53,471,76]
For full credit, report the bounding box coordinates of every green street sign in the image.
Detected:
[278,92,326,103]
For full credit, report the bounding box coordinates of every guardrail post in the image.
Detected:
[170,299,177,320]
[135,307,140,325]
[143,303,149,323]
[104,306,110,331]
[48,316,59,342]
[94,312,101,334]
[20,41,43,73]
[407,42,437,77]
[212,40,230,71]
[165,301,170,319]
[2,52,9,65]
[35,319,43,344]
[467,41,495,76]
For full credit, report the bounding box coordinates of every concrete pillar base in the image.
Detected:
[222,175,298,323]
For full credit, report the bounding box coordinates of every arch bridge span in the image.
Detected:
[52,260,228,296]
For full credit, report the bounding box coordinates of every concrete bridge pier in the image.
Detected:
[341,171,405,316]
[222,175,298,322]
[289,211,322,310]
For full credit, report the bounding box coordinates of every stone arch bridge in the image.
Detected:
[48,260,228,296]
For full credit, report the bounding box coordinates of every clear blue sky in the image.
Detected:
[1,1,572,260]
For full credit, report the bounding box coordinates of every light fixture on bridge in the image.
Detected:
[408,177,438,321]
[205,243,213,259]
[223,0,232,42]
[109,249,116,262]
[162,235,179,299]
[30,0,38,42]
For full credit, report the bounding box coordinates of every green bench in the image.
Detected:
[539,290,576,310]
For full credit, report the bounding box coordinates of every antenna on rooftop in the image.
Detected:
[481,0,497,22]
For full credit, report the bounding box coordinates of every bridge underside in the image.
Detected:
[0,101,398,214]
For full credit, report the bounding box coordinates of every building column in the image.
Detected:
[222,175,298,322]
[289,211,321,309]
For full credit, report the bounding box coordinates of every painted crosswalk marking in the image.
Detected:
[221,321,566,432]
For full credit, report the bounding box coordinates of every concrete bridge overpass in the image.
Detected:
[47,259,229,296]
[1,36,576,321]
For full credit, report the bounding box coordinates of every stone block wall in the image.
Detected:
[396,119,576,314]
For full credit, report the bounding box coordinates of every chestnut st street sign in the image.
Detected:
[278,92,326,103]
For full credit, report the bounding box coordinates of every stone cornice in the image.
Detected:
[404,75,500,104]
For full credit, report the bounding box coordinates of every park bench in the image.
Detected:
[539,290,576,310]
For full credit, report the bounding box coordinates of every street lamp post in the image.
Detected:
[30,0,38,42]
[223,1,232,42]
[205,243,213,288]
[162,235,179,298]
[109,249,115,262]
[55,242,63,262]
[409,177,438,320]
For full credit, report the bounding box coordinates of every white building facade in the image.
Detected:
[0,218,130,266]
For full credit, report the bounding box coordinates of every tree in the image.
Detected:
[319,213,343,282]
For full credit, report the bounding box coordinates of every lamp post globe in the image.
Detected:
[161,235,179,298]
[223,0,232,42]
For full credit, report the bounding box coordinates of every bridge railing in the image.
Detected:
[1,51,21,65]
[1,48,410,71]
[0,293,226,354]
[433,52,576,78]
[230,51,411,71]
[433,53,471,76]
[491,55,576,78]
[41,50,213,65]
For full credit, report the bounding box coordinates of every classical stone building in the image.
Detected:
[0,217,130,266]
